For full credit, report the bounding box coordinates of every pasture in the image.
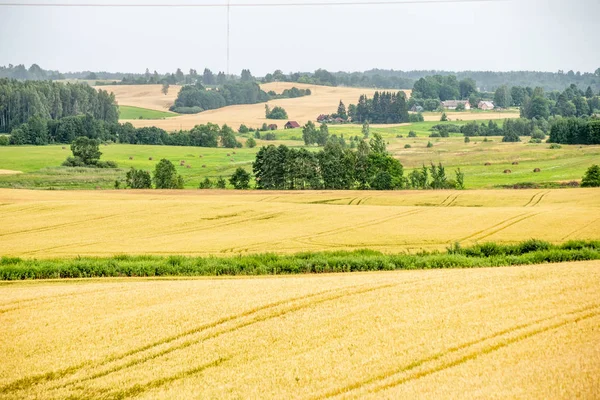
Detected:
[0,188,598,258]
[97,82,515,129]
[1,126,598,189]
[118,105,177,120]
[1,262,599,399]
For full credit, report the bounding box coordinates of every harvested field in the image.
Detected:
[96,84,182,112]
[1,261,599,399]
[0,188,598,258]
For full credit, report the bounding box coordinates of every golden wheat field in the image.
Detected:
[0,188,599,258]
[1,262,599,399]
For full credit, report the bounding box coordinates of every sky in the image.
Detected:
[0,0,599,76]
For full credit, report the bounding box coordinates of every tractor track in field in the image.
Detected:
[316,302,600,399]
[456,211,542,243]
[2,281,406,395]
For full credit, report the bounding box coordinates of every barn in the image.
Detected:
[284,121,300,129]
[442,100,471,110]
[268,124,278,131]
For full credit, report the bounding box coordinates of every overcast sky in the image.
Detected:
[0,0,599,76]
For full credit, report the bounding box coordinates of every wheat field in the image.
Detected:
[1,261,599,399]
[1,188,598,258]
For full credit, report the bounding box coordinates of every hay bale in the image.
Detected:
[148,157,153,161]
[186,165,191,169]
[233,151,236,155]
[62,146,66,150]
[202,165,206,168]
[227,153,231,157]
[512,161,519,165]
[485,162,492,166]
[199,155,203,158]
[129,156,133,160]
[503,169,511,174]
[533,168,541,173]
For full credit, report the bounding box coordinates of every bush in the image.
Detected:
[549,143,562,149]
[238,124,249,133]
[61,156,86,167]
[408,131,417,138]
[170,106,203,114]
[581,164,600,187]
[440,113,448,122]
[263,133,276,140]
[126,168,152,189]
[408,113,424,122]
[404,144,411,149]
[230,167,251,189]
[502,132,521,142]
[464,136,470,143]
[429,132,441,138]
[427,141,433,148]
[199,177,213,189]
[265,105,288,120]
[216,176,227,189]
[246,137,256,148]
[0,135,9,146]
[95,160,119,169]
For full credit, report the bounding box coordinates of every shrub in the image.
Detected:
[263,133,276,140]
[408,131,417,138]
[0,135,9,146]
[265,105,288,120]
[216,176,227,189]
[246,137,256,148]
[170,106,203,114]
[464,136,470,143]
[429,132,441,138]
[581,164,600,187]
[238,124,249,133]
[404,144,411,149]
[502,132,521,142]
[199,177,213,189]
[126,168,152,189]
[549,143,562,149]
[440,112,448,122]
[427,141,433,148]
[95,160,119,169]
[230,167,251,189]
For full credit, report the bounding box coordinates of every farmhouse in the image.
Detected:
[268,124,278,131]
[284,121,300,129]
[478,101,495,110]
[316,114,328,123]
[442,100,471,110]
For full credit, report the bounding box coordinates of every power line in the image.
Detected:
[0,0,512,7]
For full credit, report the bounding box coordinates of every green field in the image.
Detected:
[0,122,598,190]
[118,105,178,120]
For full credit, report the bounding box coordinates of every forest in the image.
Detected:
[0,79,118,133]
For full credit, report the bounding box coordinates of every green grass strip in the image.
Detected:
[1,240,599,281]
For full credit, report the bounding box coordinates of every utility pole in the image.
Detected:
[226,0,230,76]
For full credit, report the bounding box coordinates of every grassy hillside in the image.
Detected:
[1,120,598,189]
[118,105,177,120]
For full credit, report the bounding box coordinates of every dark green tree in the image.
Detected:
[71,136,101,165]
[153,159,183,189]
[337,100,347,120]
[316,123,329,146]
[230,167,251,189]
[125,168,152,189]
[581,164,600,187]
[302,121,318,145]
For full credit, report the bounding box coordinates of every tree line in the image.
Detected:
[0,79,119,133]
[252,135,464,191]
[5,114,244,148]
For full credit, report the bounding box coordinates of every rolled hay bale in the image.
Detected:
[534,168,541,173]
[148,157,153,161]
[503,169,512,174]
[512,161,519,165]
[61,146,66,150]
[485,162,492,166]
[227,153,231,157]
[186,165,191,169]
[202,165,206,168]
[129,156,133,160]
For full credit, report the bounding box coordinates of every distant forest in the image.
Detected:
[2,63,600,93]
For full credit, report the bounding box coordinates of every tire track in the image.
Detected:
[456,212,534,243]
[1,282,399,394]
[445,194,459,207]
[0,213,124,238]
[561,216,600,240]
[523,191,544,207]
[367,310,600,396]
[530,190,550,207]
[317,303,600,399]
[49,283,399,392]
